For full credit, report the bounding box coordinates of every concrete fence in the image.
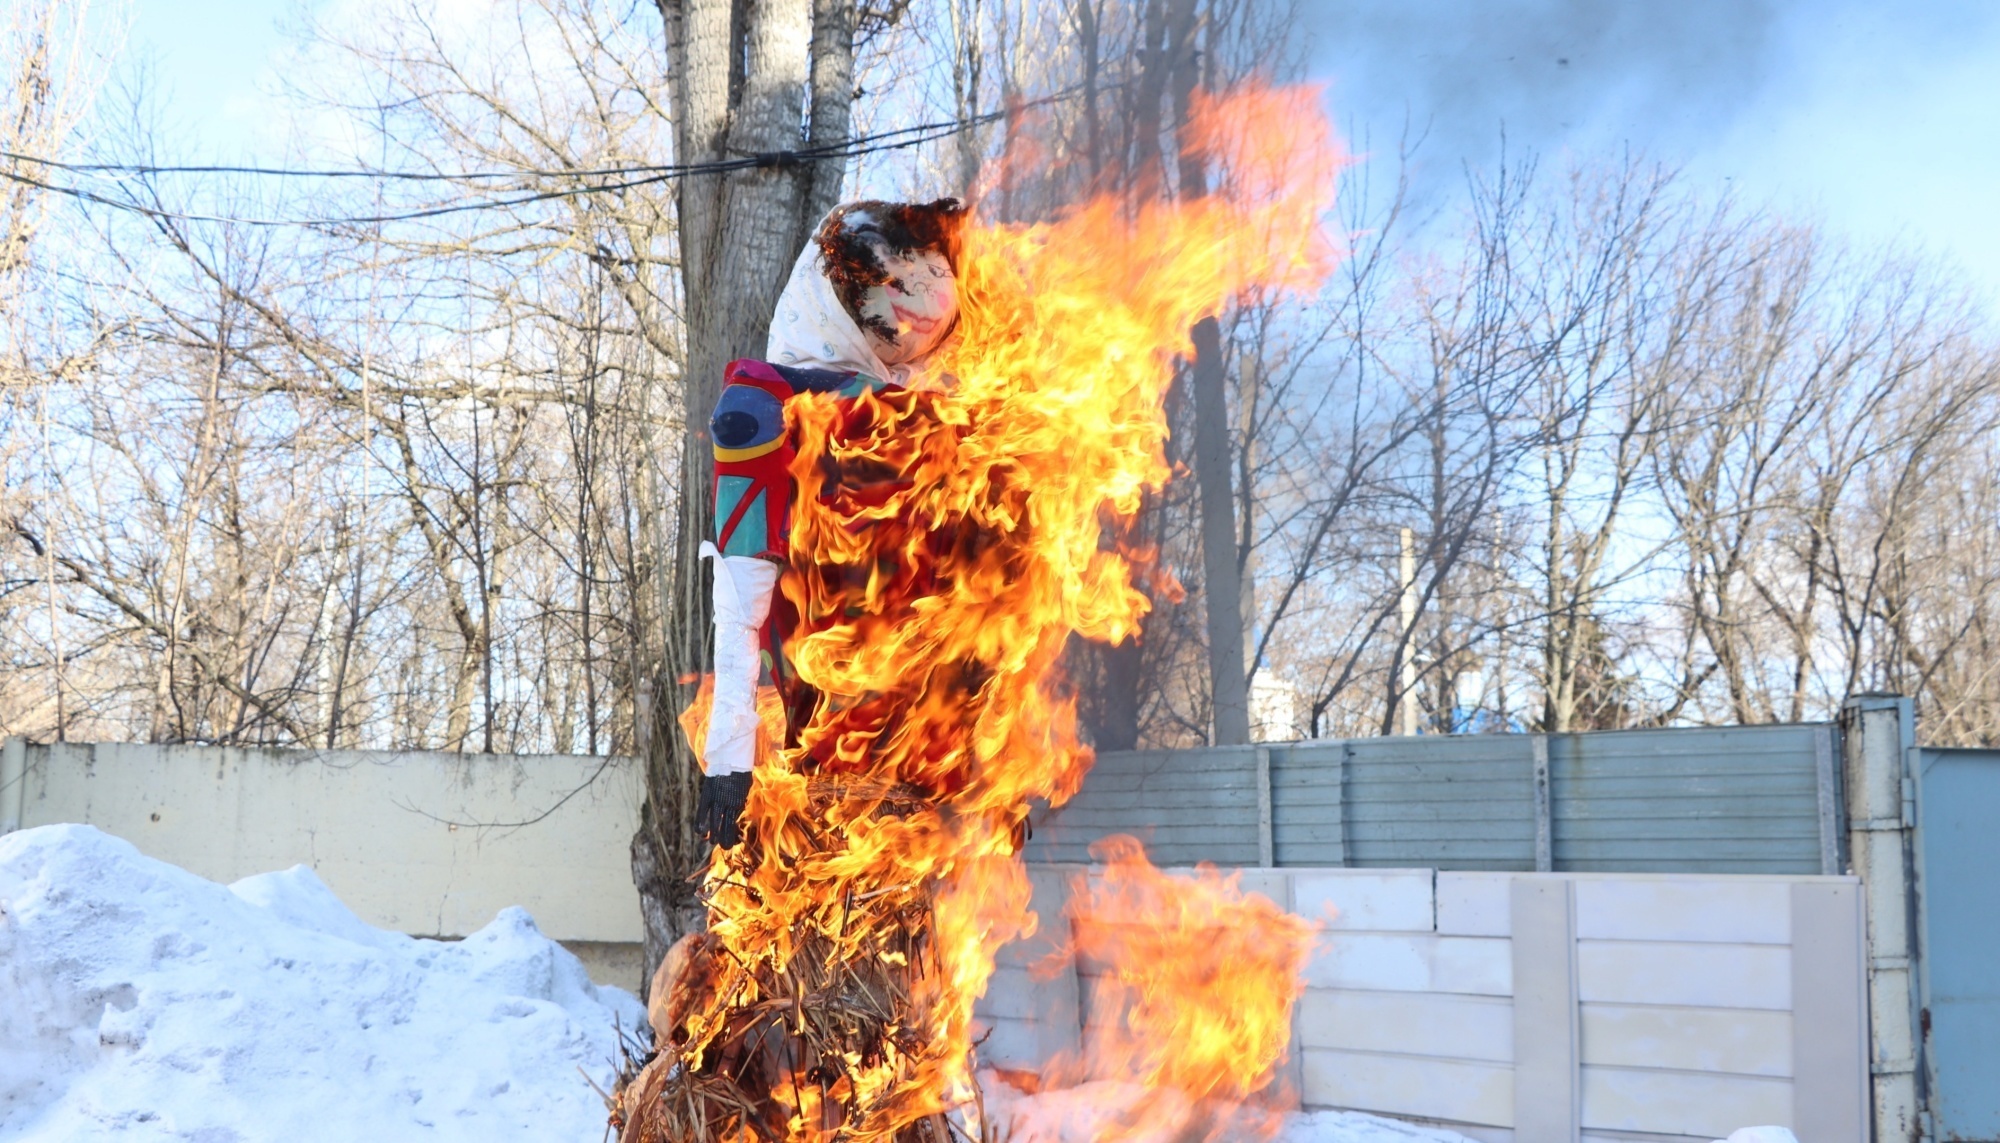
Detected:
[0,739,647,987]
[975,864,1870,1143]
[1,713,1919,1142]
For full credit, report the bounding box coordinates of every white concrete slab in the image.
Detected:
[1579,1003,1792,1077]
[1580,1065,1791,1139]
[1233,867,1293,908]
[1574,878,1790,945]
[22,741,643,943]
[1292,870,1435,932]
[976,966,1052,1021]
[1576,941,1791,1010]
[1301,934,1510,996]
[1294,989,1512,1062]
[1301,1048,1514,1127]
[975,1016,1050,1071]
[993,867,1078,971]
[1435,936,1513,996]
[1303,933,1433,992]
[1437,871,1513,937]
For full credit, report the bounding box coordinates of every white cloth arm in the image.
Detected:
[701,542,780,776]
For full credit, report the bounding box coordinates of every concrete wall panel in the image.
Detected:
[1434,937,1513,996]
[1302,934,1510,995]
[1576,941,1791,1010]
[1580,1066,1791,1139]
[1042,724,1836,876]
[1579,1004,1792,1077]
[1294,990,1512,1062]
[1437,871,1513,937]
[19,741,642,944]
[1292,870,1434,932]
[1300,1049,1513,1127]
[1573,878,1790,945]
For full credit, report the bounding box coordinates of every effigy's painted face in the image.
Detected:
[854,241,958,366]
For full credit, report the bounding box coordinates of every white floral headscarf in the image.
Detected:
[764,212,949,389]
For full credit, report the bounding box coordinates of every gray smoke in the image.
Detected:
[1305,0,1786,190]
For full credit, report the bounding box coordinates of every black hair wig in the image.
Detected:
[815,198,968,344]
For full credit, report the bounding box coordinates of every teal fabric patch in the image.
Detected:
[716,475,768,556]
[837,373,889,399]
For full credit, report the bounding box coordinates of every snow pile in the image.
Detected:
[1279,1111,1482,1143]
[0,823,1791,1143]
[981,1076,1478,1143]
[0,824,643,1141]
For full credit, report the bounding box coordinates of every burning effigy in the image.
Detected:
[614,87,1342,1143]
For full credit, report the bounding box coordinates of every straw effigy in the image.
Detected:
[609,776,983,1143]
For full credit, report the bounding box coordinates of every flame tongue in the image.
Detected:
[670,86,1342,1143]
[1065,838,1318,1106]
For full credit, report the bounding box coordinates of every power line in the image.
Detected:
[0,88,1083,230]
[1,119,974,228]
[1,103,1013,183]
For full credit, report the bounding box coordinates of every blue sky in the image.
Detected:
[125,0,2000,308]
[1308,0,2000,308]
[124,0,296,149]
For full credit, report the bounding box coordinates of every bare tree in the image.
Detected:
[1649,217,1840,724]
[0,0,121,743]
[634,0,871,967]
[15,0,2000,915]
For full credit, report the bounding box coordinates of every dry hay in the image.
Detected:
[610,781,983,1143]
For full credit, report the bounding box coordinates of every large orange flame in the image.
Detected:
[677,85,1342,1143]
[1051,836,1319,1140]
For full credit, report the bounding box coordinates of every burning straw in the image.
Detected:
[615,85,1343,1143]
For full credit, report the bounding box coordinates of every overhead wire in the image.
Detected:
[0,85,1089,229]
[2,100,1022,183]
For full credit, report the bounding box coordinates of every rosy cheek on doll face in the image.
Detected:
[859,248,958,366]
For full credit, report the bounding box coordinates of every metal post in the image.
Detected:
[1334,741,1351,867]
[1532,735,1553,872]
[1814,724,1842,876]
[1397,527,1417,736]
[1255,746,1275,867]
[1841,694,1925,1143]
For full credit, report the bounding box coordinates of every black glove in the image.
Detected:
[695,771,753,849]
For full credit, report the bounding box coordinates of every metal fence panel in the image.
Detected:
[1023,747,1261,867]
[1306,736,1537,871]
[1915,747,2000,1142]
[1548,724,1826,874]
[1026,723,1833,874]
[1268,741,1344,866]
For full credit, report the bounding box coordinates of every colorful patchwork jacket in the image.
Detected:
[710,359,891,743]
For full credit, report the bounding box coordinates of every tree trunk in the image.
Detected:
[1169,0,1249,746]
[1190,318,1250,745]
[634,0,858,988]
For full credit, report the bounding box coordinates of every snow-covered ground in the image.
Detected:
[984,1078,1482,1143]
[0,824,1797,1143]
[1,824,643,1141]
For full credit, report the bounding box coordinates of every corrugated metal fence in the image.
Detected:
[1026,723,1845,875]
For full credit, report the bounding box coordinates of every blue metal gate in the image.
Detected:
[1918,748,2000,1141]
